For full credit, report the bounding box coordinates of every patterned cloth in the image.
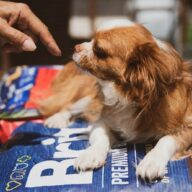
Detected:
[0,66,191,191]
[0,65,62,120]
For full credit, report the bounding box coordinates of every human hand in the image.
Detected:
[0,1,61,56]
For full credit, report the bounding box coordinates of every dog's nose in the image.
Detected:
[74,44,83,53]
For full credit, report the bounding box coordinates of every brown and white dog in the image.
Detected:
[40,19,192,181]
[39,61,103,127]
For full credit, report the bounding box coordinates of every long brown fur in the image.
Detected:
[39,23,192,161]
[38,61,103,122]
[75,24,192,151]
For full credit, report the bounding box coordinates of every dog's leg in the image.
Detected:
[44,111,71,128]
[74,123,111,171]
[44,96,92,128]
[136,129,192,181]
[136,135,178,181]
[81,98,103,123]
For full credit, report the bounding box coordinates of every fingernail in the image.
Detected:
[53,49,62,56]
[47,42,62,56]
[57,49,62,56]
[22,39,36,51]
[50,46,62,56]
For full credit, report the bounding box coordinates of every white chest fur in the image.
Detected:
[99,80,138,142]
[106,103,138,142]
[98,80,119,106]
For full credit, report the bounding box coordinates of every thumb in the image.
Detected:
[0,18,36,51]
[21,38,37,51]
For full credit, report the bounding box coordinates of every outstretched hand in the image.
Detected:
[0,1,61,56]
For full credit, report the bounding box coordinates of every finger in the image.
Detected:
[2,43,23,53]
[0,18,36,51]
[22,8,62,56]
[23,29,38,43]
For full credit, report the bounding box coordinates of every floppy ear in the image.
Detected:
[124,43,157,107]
[123,42,182,108]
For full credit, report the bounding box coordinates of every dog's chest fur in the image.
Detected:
[103,104,139,142]
[99,80,140,142]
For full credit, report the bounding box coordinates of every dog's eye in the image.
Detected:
[93,46,108,59]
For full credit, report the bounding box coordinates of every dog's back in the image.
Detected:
[38,61,103,123]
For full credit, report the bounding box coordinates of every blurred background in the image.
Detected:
[1,0,192,70]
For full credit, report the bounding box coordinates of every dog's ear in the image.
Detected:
[124,43,157,107]
[123,42,182,107]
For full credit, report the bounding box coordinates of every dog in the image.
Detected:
[38,61,103,128]
[40,19,192,181]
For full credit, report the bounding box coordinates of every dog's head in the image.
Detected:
[73,19,183,108]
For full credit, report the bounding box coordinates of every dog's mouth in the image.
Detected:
[72,54,93,76]
[72,52,82,64]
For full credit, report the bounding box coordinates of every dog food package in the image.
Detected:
[0,120,191,192]
[0,65,62,120]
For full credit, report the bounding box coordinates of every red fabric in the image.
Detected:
[0,67,61,144]
[0,119,43,143]
[25,68,59,108]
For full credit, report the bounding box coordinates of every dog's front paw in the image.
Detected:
[136,150,167,181]
[74,149,106,171]
[44,112,71,129]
